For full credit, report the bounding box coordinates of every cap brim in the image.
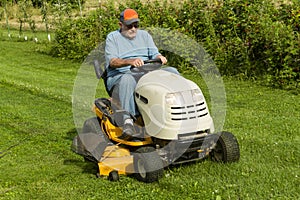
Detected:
[123,18,140,25]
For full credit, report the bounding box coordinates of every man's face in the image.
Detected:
[120,22,139,39]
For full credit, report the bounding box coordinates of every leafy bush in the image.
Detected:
[14,0,85,8]
[51,1,119,60]
[51,0,300,89]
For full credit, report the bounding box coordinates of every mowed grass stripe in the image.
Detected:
[0,39,299,199]
[0,41,79,102]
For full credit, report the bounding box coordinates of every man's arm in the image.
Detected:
[110,55,167,68]
[144,32,167,65]
[110,57,145,68]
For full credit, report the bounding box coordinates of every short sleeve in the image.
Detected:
[105,32,119,68]
[145,32,161,59]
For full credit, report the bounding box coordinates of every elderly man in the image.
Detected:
[105,8,179,139]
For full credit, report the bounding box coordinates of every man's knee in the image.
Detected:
[119,73,136,88]
[163,67,180,75]
[120,73,135,82]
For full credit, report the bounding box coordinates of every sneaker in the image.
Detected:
[118,122,134,140]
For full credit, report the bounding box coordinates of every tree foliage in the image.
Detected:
[27,0,300,89]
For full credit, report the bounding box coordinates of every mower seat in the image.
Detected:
[93,59,112,96]
[93,60,141,126]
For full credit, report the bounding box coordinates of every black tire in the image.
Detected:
[134,146,164,183]
[77,117,112,163]
[83,155,98,163]
[108,171,119,181]
[82,117,102,134]
[82,117,110,142]
[211,131,240,163]
[96,173,101,178]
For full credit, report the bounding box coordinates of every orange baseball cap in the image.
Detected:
[120,8,140,25]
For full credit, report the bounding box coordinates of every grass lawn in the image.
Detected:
[0,39,299,200]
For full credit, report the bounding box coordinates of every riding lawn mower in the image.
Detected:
[72,59,240,183]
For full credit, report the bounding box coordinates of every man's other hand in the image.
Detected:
[156,55,167,65]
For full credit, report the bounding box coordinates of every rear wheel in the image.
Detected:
[72,117,107,161]
[82,117,111,143]
[79,117,111,162]
[211,131,240,162]
[134,146,164,183]
[82,117,102,134]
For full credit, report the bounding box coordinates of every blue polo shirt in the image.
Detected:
[105,29,161,77]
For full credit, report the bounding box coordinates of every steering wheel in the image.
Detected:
[131,58,162,73]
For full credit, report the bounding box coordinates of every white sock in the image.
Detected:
[124,118,133,125]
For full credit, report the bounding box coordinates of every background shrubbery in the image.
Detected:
[51,0,300,89]
[1,0,299,89]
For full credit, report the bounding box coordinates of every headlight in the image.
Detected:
[165,92,184,105]
[191,89,203,102]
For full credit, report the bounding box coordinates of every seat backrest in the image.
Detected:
[93,60,103,79]
[93,60,112,96]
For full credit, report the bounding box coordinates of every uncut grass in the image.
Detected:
[0,40,299,199]
[0,40,77,100]
[224,80,299,199]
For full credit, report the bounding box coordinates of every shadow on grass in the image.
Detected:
[64,158,99,175]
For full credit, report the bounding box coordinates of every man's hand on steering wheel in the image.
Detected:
[156,55,167,65]
[130,58,163,73]
[131,58,144,67]
[130,55,167,68]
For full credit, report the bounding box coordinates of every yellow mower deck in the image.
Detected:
[98,145,134,176]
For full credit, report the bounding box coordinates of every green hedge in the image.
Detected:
[51,0,300,89]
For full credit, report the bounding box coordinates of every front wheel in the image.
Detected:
[108,171,119,182]
[134,146,164,183]
[211,131,240,163]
